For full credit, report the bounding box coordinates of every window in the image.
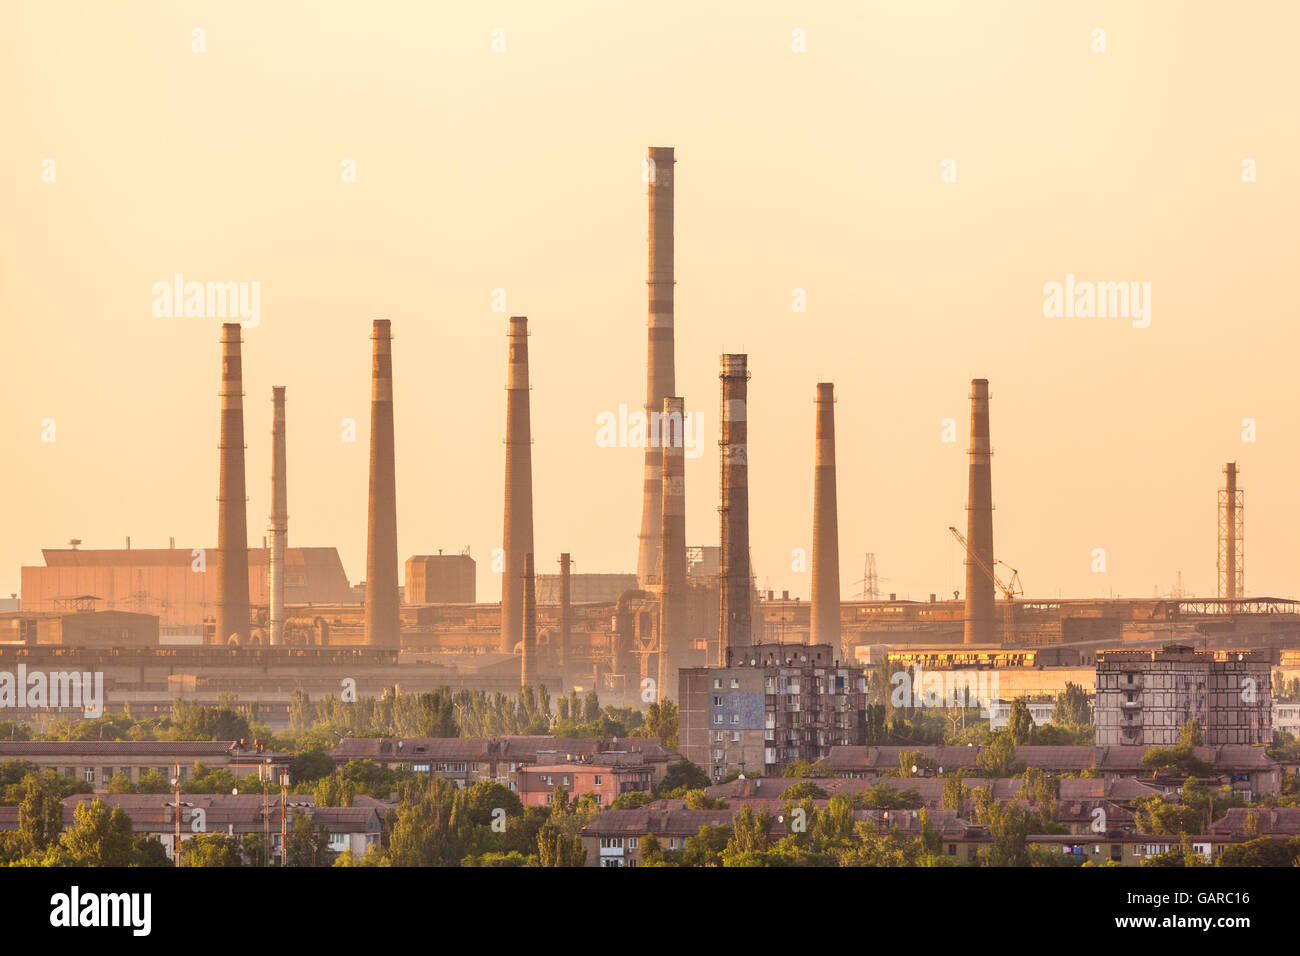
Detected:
[593,794,601,805]
[600,837,624,848]
[628,837,639,848]
[730,679,739,688]
[594,775,603,785]
[545,793,553,805]
[712,696,724,706]
[713,679,722,689]
[562,776,570,786]
[714,731,725,741]
[84,768,95,783]
[731,732,740,742]
[730,714,740,725]
[713,714,722,725]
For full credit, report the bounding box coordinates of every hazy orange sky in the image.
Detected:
[2,0,1297,604]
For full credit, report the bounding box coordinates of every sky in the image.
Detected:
[2,0,1298,604]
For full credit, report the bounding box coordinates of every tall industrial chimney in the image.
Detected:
[215,323,250,646]
[718,354,752,663]
[637,146,677,588]
[1218,462,1244,600]
[657,396,687,699]
[558,553,572,675]
[268,386,287,647]
[521,552,537,687]
[810,383,841,650]
[501,316,535,654]
[963,379,995,645]
[364,320,400,648]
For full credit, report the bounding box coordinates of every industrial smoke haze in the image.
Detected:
[3,3,1298,605]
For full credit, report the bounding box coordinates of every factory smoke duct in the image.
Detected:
[963,378,995,645]
[215,323,250,646]
[637,145,677,588]
[718,354,752,663]
[364,319,400,648]
[657,396,687,700]
[559,552,572,676]
[810,382,841,650]
[268,385,287,647]
[521,552,537,687]
[501,316,535,654]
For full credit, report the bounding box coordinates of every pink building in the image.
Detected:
[517,763,653,808]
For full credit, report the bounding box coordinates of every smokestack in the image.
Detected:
[364,320,400,648]
[718,354,751,663]
[501,316,535,654]
[637,146,677,588]
[215,323,250,646]
[963,379,995,645]
[559,553,572,675]
[810,383,841,650]
[657,396,687,700]
[1219,462,1243,600]
[521,552,537,687]
[268,386,287,647]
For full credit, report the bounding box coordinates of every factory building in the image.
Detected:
[405,553,475,604]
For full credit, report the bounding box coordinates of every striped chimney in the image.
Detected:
[636,146,676,587]
[810,383,841,650]
[963,379,995,645]
[268,386,287,646]
[215,323,250,646]
[364,320,400,647]
[521,552,537,687]
[657,396,687,700]
[717,354,751,663]
[501,316,535,653]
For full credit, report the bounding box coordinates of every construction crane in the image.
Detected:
[948,526,1023,643]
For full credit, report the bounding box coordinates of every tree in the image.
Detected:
[782,781,828,801]
[17,773,64,853]
[655,760,710,797]
[1178,719,1205,750]
[722,806,772,863]
[1052,682,1092,727]
[536,823,586,866]
[976,730,1022,778]
[417,688,459,737]
[181,832,244,867]
[582,691,601,724]
[135,768,171,794]
[1008,698,1034,745]
[59,799,136,866]
[941,771,968,812]
[1216,836,1300,867]
[981,802,1033,867]
[641,699,679,749]
[286,810,332,866]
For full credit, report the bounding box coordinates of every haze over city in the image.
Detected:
[3,1,1297,607]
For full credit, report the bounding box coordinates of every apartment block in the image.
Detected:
[679,643,868,780]
[1095,645,1274,747]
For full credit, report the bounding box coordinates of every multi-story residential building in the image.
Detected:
[328,736,680,792]
[1273,699,1300,737]
[988,698,1057,731]
[678,643,869,781]
[0,793,394,862]
[0,740,291,789]
[516,763,653,807]
[1095,645,1274,746]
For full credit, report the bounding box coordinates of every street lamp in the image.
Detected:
[279,769,290,866]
